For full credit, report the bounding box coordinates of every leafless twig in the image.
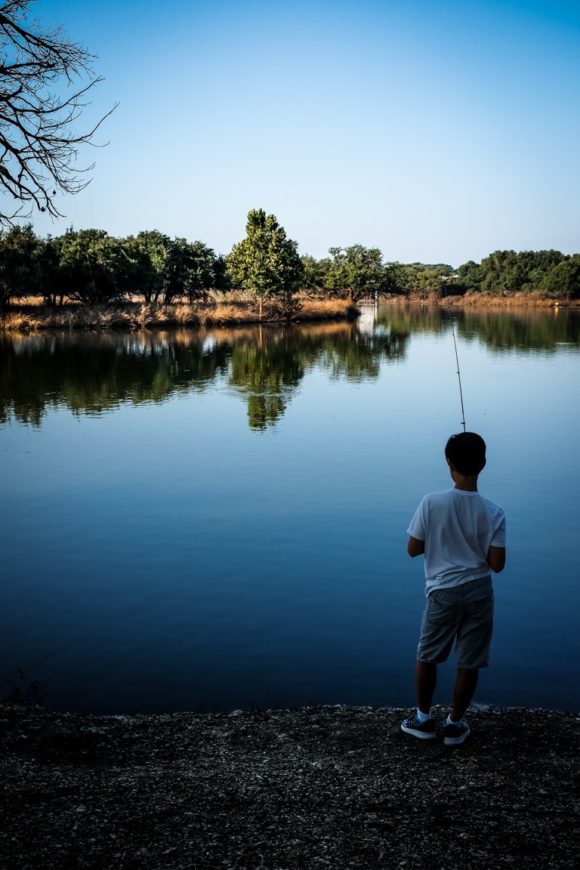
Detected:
[0,0,116,224]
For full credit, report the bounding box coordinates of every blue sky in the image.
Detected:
[28,0,580,265]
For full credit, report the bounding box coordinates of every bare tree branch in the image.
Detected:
[0,0,116,224]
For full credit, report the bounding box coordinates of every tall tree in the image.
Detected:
[0,221,39,307]
[163,238,217,305]
[456,260,482,294]
[132,230,172,303]
[117,235,159,304]
[301,254,332,295]
[0,0,115,224]
[36,235,64,306]
[324,244,388,303]
[398,263,454,297]
[58,228,123,305]
[123,232,223,305]
[227,209,304,319]
[541,256,580,299]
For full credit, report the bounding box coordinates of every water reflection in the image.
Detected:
[229,329,305,430]
[375,304,580,351]
[459,308,580,351]
[0,331,231,426]
[0,322,409,430]
[1,305,579,429]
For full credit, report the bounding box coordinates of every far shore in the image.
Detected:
[2,291,579,334]
[0,294,360,333]
[383,290,580,308]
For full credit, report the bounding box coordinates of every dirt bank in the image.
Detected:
[1,704,578,868]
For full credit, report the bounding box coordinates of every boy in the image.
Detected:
[401,432,506,746]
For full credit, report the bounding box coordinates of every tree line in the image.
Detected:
[1,209,579,312]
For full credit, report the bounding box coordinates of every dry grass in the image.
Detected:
[0,304,193,332]
[458,291,579,308]
[393,291,579,308]
[1,294,358,333]
[294,295,358,320]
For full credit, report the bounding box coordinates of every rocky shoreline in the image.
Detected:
[1,703,579,868]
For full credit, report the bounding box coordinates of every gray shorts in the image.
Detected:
[417,576,494,669]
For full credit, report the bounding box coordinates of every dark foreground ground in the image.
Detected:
[1,703,579,869]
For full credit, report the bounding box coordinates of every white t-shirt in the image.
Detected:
[407,488,506,595]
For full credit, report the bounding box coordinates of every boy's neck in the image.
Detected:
[450,470,479,492]
[454,480,478,492]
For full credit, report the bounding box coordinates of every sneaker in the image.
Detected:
[443,719,470,746]
[400,714,437,741]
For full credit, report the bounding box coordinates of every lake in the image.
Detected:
[1,304,579,714]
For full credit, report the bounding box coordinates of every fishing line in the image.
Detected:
[448,305,466,432]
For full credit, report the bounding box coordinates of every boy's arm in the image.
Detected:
[407,496,427,558]
[407,536,425,558]
[487,545,506,573]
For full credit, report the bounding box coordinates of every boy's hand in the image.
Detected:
[487,545,506,573]
[407,536,425,558]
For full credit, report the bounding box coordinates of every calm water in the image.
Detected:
[1,305,579,714]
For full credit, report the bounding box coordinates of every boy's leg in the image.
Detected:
[416,661,437,714]
[450,667,478,722]
[414,589,460,715]
[401,662,438,739]
[452,576,494,723]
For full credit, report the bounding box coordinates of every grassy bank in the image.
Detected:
[4,291,577,334]
[0,293,359,333]
[385,291,580,308]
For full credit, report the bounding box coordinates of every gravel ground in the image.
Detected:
[1,703,579,869]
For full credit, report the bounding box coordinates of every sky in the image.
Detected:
[25,0,580,265]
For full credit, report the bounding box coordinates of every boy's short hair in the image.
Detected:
[445,432,486,475]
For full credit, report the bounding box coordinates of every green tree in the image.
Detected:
[117,235,159,304]
[132,230,172,303]
[479,251,519,293]
[456,260,482,294]
[466,250,566,295]
[0,223,41,308]
[398,263,455,297]
[124,232,227,305]
[58,228,123,304]
[301,254,332,295]
[324,245,389,303]
[163,239,218,304]
[382,261,408,296]
[36,235,65,306]
[212,254,230,293]
[226,209,304,319]
[541,256,580,299]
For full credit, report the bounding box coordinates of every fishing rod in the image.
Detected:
[448,306,466,432]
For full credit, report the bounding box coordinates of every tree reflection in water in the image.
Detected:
[375,304,580,351]
[228,323,408,429]
[1,306,578,429]
[0,331,231,426]
[0,321,410,430]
